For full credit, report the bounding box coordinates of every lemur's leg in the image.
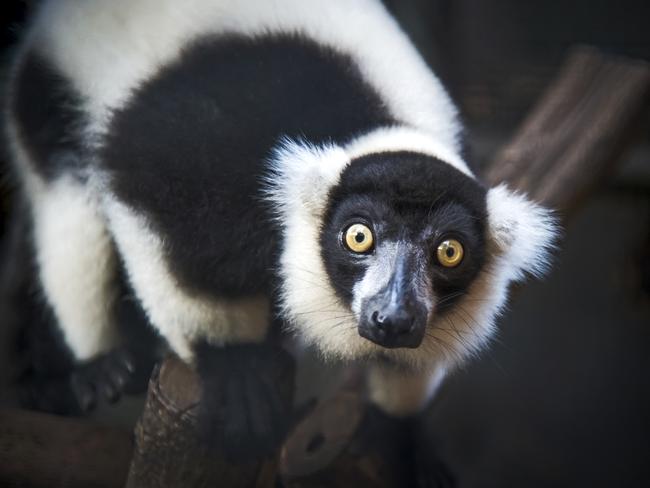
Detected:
[30,176,119,360]
[5,50,157,413]
[19,175,148,412]
[103,197,292,459]
[367,363,447,417]
[366,365,455,486]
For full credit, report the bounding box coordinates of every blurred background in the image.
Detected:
[1,1,649,486]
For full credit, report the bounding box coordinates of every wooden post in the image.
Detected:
[0,408,132,488]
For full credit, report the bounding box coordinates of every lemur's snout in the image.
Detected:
[358,251,429,349]
[362,300,425,349]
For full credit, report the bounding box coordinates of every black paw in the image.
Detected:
[17,346,157,416]
[16,348,136,415]
[196,342,294,462]
[69,347,137,412]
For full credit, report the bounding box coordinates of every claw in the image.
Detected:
[70,374,96,412]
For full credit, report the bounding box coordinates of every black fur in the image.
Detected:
[100,32,395,299]
[10,50,87,180]
[349,405,455,487]
[320,152,487,312]
[195,340,294,462]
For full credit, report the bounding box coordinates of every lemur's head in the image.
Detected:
[268,127,557,370]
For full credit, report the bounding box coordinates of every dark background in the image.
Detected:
[1,1,649,486]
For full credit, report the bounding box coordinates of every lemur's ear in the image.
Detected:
[486,184,559,282]
[264,138,349,218]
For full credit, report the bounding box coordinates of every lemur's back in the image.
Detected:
[7,0,461,299]
[98,33,395,297]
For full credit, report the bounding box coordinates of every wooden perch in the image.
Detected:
[125,355,289,488]
[0,408,132,488]
[485,46,650,206]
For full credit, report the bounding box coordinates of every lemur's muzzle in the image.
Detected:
[358,251,430,349]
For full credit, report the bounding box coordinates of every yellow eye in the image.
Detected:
[344,223,374,253]
[436,239,464,267]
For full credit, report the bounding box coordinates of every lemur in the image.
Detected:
[3,0,556,458]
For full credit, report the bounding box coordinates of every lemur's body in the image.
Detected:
[5,0,556,456]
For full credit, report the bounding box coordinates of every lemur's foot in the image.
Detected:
[196,342,294,462]
[69,347,137,411]
[17,347,135,414]
[19,346,156,415]
[355,406,455,488]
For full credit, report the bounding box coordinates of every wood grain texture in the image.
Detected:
[125,355,290,488]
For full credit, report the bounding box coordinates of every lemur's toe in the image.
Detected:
[70,374,96,412]
[100,348,137,401]
[69,347,139,407]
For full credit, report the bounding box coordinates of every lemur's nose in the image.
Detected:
[358,249,429,349]
[360,300,424,349]
[371,308,414,335]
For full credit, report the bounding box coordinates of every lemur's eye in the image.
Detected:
[344,223,374,253]
[436,239,464,267]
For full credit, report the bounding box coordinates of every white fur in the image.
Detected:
[30,176,119,361]
[351,241,434,319]
[345,126,473,177]
[487,184,559,281]
[25,0,461,149]
[350,241,401,318]
[6,103,119,361]
[368,364,447,416]
[264,139,350,220]
[102,197,270,362]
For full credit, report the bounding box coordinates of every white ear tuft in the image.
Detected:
[487,184,560,281]
[263,137,349,219]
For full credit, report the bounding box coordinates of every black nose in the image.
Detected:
[372,309,413,334]
[359,303,425,349]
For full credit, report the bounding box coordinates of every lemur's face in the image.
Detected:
[271,140,555,370]
[320,152,487,351]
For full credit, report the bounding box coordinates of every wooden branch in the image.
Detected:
[0,408,132,488]
[125,355,288,488]
[280,385,364,481]
[485,46,650,209]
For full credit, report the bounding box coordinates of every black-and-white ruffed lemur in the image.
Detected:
[3,0,557,458]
